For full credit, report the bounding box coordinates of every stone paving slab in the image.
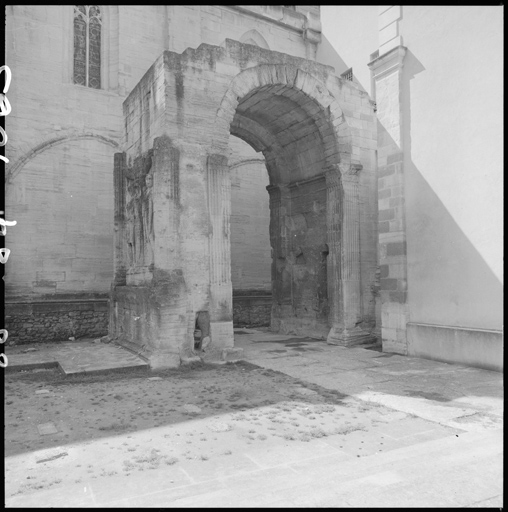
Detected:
[126,479,229,507]
[293,368,396,391]
[177,452,261,483]
[36,422,59,436]
[291,355,383,372]
[6,341,149,375]
[4,328,503,508]
[243,438,343,469]
[87,466,193,505]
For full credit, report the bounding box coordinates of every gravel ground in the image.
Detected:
[5,360,404,499]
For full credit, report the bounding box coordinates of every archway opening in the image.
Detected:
[228,83,338,337]
[229,136,271,329]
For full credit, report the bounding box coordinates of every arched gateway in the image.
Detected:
[110,40,378,368]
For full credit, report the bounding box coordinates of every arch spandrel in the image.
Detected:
[6,131,120,185]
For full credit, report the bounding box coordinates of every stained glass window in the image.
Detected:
[73,5,102,89]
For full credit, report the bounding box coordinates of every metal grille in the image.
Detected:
[341,68,353,82]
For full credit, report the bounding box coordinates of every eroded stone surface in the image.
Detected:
[109,40,377,368]
[37,423,58,435]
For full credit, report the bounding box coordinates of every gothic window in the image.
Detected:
[73,5,102,89]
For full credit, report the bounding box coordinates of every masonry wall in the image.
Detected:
[400,6,503,330]
[5,5,318,343]
[318,5,503,369]
[168,6,318,59]
[229,136,271,294]
[400,6,503,369]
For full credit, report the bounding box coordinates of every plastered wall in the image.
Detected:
[400,6,503,331]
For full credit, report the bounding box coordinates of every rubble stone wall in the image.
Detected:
[5,300,108,344]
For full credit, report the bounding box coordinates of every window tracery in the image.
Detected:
[73,5,102,89]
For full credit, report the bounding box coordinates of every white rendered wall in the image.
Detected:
[400,6,503,330]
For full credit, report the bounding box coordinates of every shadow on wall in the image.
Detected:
[318,33,370,95]
[399,49,502,329]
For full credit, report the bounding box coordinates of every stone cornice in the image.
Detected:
[368,45,407,81]
[288,173,326,189]
[340,161,363,176]
[224,5,321,37]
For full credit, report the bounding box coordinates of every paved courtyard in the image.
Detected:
[4,329,503,507]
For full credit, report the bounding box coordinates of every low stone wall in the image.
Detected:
[233,292,271,328]
[406,322,503,372]
[5,300,109,344]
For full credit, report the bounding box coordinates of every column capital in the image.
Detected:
[207,153,228,173]
[324,165,343,187]
[339,161,363,181]
[368,45,407,81]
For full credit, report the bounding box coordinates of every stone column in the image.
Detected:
[267,183,291,331]
[109,152,127,339]
[207,153,234,349]
[149,135,187,368]
[267,184,281,303]
[324,169,342,332]
[326,163,373,346]
[112,152,127,287]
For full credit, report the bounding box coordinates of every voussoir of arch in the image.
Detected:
[6,131,120,184]
[213,64,351,169]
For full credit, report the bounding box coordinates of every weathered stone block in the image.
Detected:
[380,278,398,290]
[221,347,244,362]
[389,290,407,303]
[386,151,403,164]
[379,208,395,221]
[386,241,406,256]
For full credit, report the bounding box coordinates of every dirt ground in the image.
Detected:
[5,360,404,500]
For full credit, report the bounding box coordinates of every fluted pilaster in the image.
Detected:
[340,162,362,327]
[208,154,231,287]
[152,136,181,270]
[113,152,127,286]
[326,162,373,346]
[325,169,342,326]
[207,153,234,349]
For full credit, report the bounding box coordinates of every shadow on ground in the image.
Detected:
[5,359,358,459]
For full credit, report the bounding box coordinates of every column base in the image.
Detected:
[149,351,181,369]
[210,320,234,349]
[326,325,375,347]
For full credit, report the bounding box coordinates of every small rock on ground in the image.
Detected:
[183,404,202,414]
[207,422,232,433]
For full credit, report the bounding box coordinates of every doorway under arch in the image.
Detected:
[210,63,372,344]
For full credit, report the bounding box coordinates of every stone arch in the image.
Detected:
[212,64,350,169]
[239,29,270,50]
[6,132,119,185]
[208,64,371,345]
